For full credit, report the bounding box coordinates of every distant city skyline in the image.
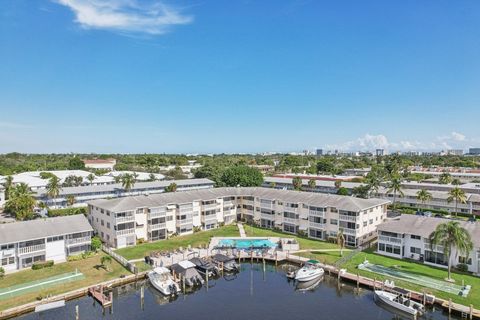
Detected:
[1,1,480,154]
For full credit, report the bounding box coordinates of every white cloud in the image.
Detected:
[451,131,466,141]
[54,0,193,35]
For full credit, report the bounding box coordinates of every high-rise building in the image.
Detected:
[447,149,463,156]
[316,149,323,156]
[376,149,385,157]
[469,148,480,155]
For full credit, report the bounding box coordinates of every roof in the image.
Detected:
[34,178,214,197]
[378,214,480,248]
[88,187,390,213]
[82,159,115,164]
[263,177,363,189]
[0,215,93,244]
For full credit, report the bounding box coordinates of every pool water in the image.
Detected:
[218,238,277,249]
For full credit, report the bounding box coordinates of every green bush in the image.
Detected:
[47,207,87,217]
[32,260,54,270]
[0,267,4,278]
[456,263,469,273]
[91,236,102,252]
[67,251,95,262]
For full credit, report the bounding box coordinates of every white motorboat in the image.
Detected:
[374,290,425,316]
[295,260,324,282]
[148,267,180,296]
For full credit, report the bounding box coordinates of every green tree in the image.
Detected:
[451,178,461,186]
[365,168,383,197]
[308,178,316,190]
[429,221,473,280]
[416,189,432,212]
[386,175,404,211]
[148,173,156,182]
[4,183,36,220]
[220,166,263,187]
[334,179,342,189]
[337,228,346,257]
[91,236,102,252]
[439,171,453,185]
[447,187,467,216]
[165,182,177,193]
[316,158,335,174]
[352,185,370,199]
[86,173,96,185]
[68,157,85,170]
[292,177,303,191]
[337,187,349,196]
[46,176,62,207]
[121,173,135,192]
[0,267,4,278]
[66,195,76,207]
[1,175,13,200]
[100,255,113,271]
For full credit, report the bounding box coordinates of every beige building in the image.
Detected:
[88,187,389,249]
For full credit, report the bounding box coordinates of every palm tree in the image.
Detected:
[2,175,13,200]
[337,228,346,257]
[308,178,316,190]
[439,172,453,185]
[366,170,383,198]
[46,176,62,208]
[100,255,113,271]
[292,177,302,191]
[4,183,36,220]
[451,178,461,186]
[66,195,76,207]
[148,173,156,182]
[447,187,467,217]
[121,173,135,192]
[114,175,122,184]
[429,221,473,280]
[86,173,95,185]
[165,182,177,193]
[334,179,342,189]
[416,189,432,212]
[386,175,404,212]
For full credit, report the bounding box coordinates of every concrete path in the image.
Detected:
[237,223,246,238]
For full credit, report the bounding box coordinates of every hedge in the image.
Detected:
[32,260,54,270]
[47,207,87,217]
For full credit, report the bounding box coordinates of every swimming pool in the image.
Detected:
[218,239,277,249]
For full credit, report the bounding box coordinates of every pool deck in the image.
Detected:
[237,223,246,238]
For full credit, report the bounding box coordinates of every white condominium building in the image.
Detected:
[377,215,480,274]
[0,215,93,273]
[88,187,389,249]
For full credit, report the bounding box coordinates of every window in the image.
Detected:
[47,236,64,242]
[363,221,367,227]
[410,247,421,254]
[101,220,104,226]
[459,256,472,265]
[1,257,14,266]
[107,222,110,229]
[330,219,338,225]
[410,235,421,240]
[369,219,373,225]
[0,244,14,250]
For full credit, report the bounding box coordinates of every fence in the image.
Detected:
[102,245,138,274]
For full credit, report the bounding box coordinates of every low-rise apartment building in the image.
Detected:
[377,215,480,274]
[88,187,389,249]
[35,178,214,208]
[0,215,93,273]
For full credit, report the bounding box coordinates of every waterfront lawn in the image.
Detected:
[297,251,343,265]
[342,249,480,309]
[244,225,340,251]
[0,253,130,311]
[115,225,240,261]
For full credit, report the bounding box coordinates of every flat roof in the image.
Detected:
[0,215,93,244]
[88,187,390,213]
[263,177,363,189]
[378,214,480,248]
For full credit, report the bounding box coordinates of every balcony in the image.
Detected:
[66,237,91,246]
[202,214,217,222]
[339,214,358,222]
[18,244,46,255]
[309,222,325,229]
[116,228,135,236]
[378,235,402,244]
[261,213,275,220]
[309,210,325,217]
[177,219,194,226]
[342,228,357,235]
[116,215,135,223]
[202,203,219,210]
[148,223,167,232]
[283,217,298,225]
[148,211,166,219]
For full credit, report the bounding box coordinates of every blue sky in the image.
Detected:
[1,0,479,154]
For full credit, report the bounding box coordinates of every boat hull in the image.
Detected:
[374,290,419,316]
[295,268,324,282]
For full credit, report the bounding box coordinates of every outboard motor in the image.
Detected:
[168,284,177,295]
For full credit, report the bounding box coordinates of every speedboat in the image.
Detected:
[211,254,239,272]
[148,267,180,296]
[295,260,324,282]
[374,290,425,316]
[296,277,322,291]
[190,257,217,278]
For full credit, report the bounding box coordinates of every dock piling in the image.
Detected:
[75,305,79,320]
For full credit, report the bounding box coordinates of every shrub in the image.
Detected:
[32,260,54,270]
[456,263,469,273]
[67,254,84,262]
[0,267,4,278]
[91,236,102,252]
[48,207,87,217]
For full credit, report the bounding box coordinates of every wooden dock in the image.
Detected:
[88,285,112,308]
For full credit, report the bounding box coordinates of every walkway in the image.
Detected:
[237,223,246,238]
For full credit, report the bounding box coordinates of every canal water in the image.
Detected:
[18,263,460,320]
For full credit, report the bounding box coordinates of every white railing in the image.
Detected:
[116,229,135,236]
[66,237,91,246]
[202,215,217,222]
[116,216,135,223]
[283,217,298,224]
[178,219,193,225]
[202,203,218,210]
[378,235,402,244]
[18,244,46,255]
[309,210,325,217]
[424,242,445,253]
[148,211,166,219]
[339,214,358,222]
[148,223,167,231]
[179,207,193,213]
[309,222,325,229]
[261,213,275,220]
[342,228,357,235]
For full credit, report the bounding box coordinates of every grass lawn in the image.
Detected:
[0,253,130,311]
[244,225,340,250]
[115,225,240,261]
[342,249,480,309]
[297,251,344,265]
